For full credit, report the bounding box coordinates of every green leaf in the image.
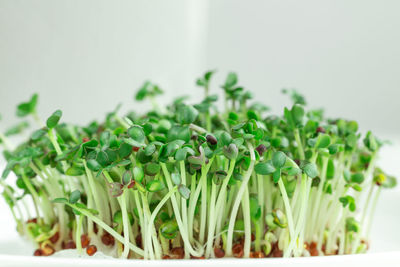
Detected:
[96,150,109,167]
[178,184,190,199]
[146,180,164,192]
[339,196,348,206]
[351,173,364,184]
[250,197,261,221]
[284,107,294,129]
[135,81,151,101]
[16,94,38,117]
[66,166,84,176]
[171,173,181,185]
[113,210,123,225]
[160,220,179,239]
[144,163,160,176]
[204,70,215,82]
[5,121,29,136]
[346,133,358,148]
[272,209,287,228]
[213,170,227,185]
[223,143,238,160]
[127,125,145,145]
[177,105,198,125]
[363,131,378,152]
[254,161,276,175]
[272,169,281,183]
[99,131,111,147]
[144,143,156,156]
[86,159,102,172]
[133,167,144,183]
[382,176,397,189]
[284,166,301,176]
[69,190,81,204]
[316,134,331,148]
[328,144,340,154]
[119,142,133,158]
[175,147,195,161]
[109,182,123,197]
[303,162,318,178]
[282,89,306,105]
[31,128,47,141]
[223,72,237,89]
[291,104,304,127]
[339,195,356,212]
[346,217,359,232]
[46,110,62,129]
[272,151,286,168]
[167,125,190,143]
[122,171,132,185]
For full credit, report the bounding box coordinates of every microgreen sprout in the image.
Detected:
[0,71,396,259]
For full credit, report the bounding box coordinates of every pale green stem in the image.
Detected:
[225,143,255,257]
[75,215,84,254]
[69,204,144,256]
[160,163,204,257]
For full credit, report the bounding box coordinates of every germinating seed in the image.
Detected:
[0,71,397,259]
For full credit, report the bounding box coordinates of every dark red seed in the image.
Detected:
[162,255,171,259]
[214,248,225,258]
[294,159,301,166]
[81,234,90,248]
[135,235,142,249]
[27,218,37,224]
[171,247,184,259]
[62,240,76,250]
[307,241,318,256]
[206,135,218,145]
[93,224,98,234]
[86,245,97,256]
[82,137,90,143]
[255,144,267,156]
[361,239,370,250]
[101,233,115,246]
[49,231,60,243]
[232,243,244,258]
[316,126,326,133]
[34,249,43,256]
[250,251,265,258]
[271,243,283,257]
[128,180,136,189]
[42,244,55,256]
[132,146,140,152]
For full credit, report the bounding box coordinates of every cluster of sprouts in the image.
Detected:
[0,71,396,259]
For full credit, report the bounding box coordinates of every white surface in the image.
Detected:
[0,136,399,266]
[0,0,400,135]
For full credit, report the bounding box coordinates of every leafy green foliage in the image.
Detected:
[178,184,190,199]
[46,110,62,129]
[16,94,38,117]
[0,70,395,260]
[254,161,275,175]
[302,162,319,178]
[69,190,81,204]
[135,81,163,101]
[146,180,164,192]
